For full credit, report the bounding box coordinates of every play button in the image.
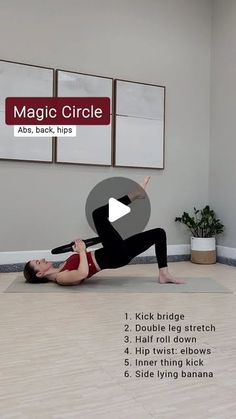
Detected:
[85,176,151,239]
[108,198,131,222]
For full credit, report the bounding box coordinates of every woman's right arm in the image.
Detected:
[55,270,86,286]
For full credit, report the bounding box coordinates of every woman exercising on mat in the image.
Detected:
[23,177,183,286]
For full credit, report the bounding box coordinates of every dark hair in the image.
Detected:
[23,261,50,284]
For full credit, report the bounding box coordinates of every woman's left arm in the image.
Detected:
[77,250,89,278]
[72,239,89,278]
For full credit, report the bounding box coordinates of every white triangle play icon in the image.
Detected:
[108,198,131,222]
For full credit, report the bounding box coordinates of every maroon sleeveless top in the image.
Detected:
[60,252,99,281]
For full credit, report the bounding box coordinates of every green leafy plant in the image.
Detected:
[175,205,224,238]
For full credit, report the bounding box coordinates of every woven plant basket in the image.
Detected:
[191,237,216,264]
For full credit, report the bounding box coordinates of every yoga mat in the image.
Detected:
[4,276,232,294]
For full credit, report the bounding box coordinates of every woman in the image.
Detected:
[24,177,184,285]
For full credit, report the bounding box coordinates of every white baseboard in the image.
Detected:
[217,245,236,259]
[0,250,65,265]
[139,244,191,257]
[0,244,235,265]
[0,244,190,265]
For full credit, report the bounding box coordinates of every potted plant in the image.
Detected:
[175,205,224,264]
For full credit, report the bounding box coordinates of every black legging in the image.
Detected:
[93,195,168,270]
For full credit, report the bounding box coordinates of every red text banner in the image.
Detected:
[5,97,110,125]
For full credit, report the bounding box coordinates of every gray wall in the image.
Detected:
[210,0,236,247]
[0,0,212,252]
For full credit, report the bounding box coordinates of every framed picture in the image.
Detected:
[114,79,165,169]
[0,60,54,162]
[56,70,113,166]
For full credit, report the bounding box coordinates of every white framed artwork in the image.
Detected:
[56,70,113,166]
[114,79,165,169]
[0,60,54,162]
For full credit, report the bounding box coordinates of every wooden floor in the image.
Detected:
[0,261,235,419]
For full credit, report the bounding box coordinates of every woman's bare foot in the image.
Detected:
[140,176,151,196]
[128,176,151,201]
[159,267,185,284]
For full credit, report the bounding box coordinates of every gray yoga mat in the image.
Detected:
[4,276,232,293]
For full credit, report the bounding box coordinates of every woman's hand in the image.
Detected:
[72,239,86,253]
